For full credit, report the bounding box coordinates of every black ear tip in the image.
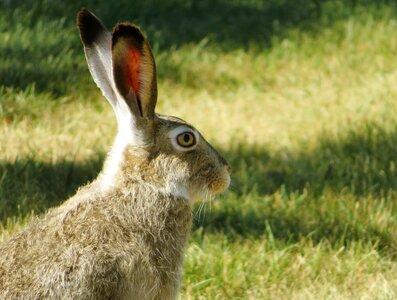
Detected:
[76,7,92,27]
[112,23,145,47]
[77,8,106,46]
[78,7,89,15]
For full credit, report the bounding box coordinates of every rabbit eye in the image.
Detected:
[169,126,199,152]
[176,132,196,148]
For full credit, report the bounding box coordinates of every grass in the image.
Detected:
[1,0,397,298]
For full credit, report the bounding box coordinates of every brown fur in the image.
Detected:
[0,9,230,300]
[0,180,192,299]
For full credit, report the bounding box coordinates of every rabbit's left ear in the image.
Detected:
[112,24,157,121]
[77,8,119,113]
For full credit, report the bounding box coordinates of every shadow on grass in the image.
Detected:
[0,156,103,223]
[1,0,395,94]
[5,0,395,49]
[226,123,397,198]
[0,0,328,50]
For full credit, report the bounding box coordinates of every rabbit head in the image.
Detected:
[77,9,230,201]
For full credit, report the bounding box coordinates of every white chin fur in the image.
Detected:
[166,165,231,202]
[164,182,190,200]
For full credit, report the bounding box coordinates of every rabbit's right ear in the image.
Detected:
[112,23,158,122]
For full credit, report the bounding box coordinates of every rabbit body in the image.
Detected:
[0,8,230,300]
[0,178,191,299]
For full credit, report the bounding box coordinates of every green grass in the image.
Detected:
[1,0,397,298]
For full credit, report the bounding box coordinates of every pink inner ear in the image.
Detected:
[124,48,141,94]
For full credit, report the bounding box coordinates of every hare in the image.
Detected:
[0,8,230,300]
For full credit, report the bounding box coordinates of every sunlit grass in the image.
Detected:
[1,1,397,298]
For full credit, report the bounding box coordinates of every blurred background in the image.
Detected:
[1,0,397,298]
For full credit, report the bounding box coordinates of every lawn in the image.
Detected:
[1,0,397,299]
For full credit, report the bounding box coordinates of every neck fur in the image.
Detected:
[99,129,133,192]
[99,130,192,202]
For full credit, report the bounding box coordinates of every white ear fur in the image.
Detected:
[83,33,141,141]
[84,32,116,109]
[77,9,144,146]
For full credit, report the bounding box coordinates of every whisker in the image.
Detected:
[197,202,205,220]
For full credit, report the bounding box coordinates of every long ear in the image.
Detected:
[112,23,158,121]
[76,8,120,111]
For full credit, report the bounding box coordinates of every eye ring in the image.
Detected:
[176,132,196,148]
[169,125,200,152]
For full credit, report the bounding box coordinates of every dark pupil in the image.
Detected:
[183,134,190,143]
